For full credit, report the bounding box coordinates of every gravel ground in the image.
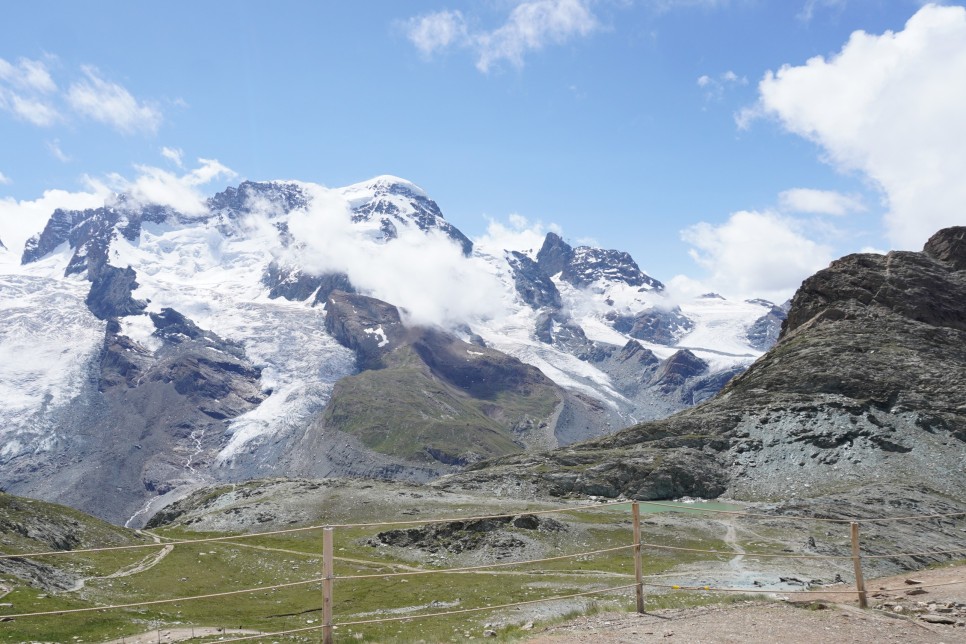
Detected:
[525,564,966,643]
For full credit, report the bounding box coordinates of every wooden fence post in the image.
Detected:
[632,502,644,614]
[323,527,334,644]
[850,522,868,608]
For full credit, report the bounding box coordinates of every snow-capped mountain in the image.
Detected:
[0,176,786,524]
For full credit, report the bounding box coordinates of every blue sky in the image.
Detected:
[2,0,965,301]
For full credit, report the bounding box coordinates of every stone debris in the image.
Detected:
[874,599,966,627]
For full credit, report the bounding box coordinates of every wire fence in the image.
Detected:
[1,499,964,642]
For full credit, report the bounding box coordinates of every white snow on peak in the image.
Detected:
[340,175,428,199]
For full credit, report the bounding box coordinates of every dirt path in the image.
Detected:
[68,533,174,592]
[101,545,175,580]
[718,519,745,574]
[525,564,966,643]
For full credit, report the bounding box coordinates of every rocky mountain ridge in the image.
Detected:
[0,176,782,524]
[440,227,966,515]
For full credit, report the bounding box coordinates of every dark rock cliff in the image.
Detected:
[443,227,966,509]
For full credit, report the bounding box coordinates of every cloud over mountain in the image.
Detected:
[742,4,966,248]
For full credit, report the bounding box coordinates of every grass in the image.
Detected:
[322,346,560,464]
[2,483,846,643]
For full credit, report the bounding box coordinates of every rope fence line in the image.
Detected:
[0,576,326,620]
[0,500,628,561]
[640,542,855,560]
[0,544,638,620]
[641,543,966,560]
[210,574,966,644]
[643,578,966,595]
[860,548,966,559]
[3,498,965,641]
[216,577,966,643]
[869,579,966,593]
[336,544,637,580]
[217,583,642,643]
[0,525,327,560]
[5,530,961,620]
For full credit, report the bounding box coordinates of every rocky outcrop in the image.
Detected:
[534,310,608,361]
[606,307,694,346]
[746,300,789,351]
[85,265,147,320]
[534,232,663,290]
[564,246,663,289]
[324,290,408,369]
[262,261,355,305]
[21,208,90,265]
[507,251,562,309]
[651,350,708,395]
[208,180,309,223]
[443,227,966,512]
[923,225,966,270]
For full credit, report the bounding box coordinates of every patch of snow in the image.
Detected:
[364,326,389,348]
[0,274,105,458]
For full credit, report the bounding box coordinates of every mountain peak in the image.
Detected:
[344,175,428,198]
[924,225,966,271]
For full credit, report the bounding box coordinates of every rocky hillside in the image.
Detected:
[286,290,564,476]
[443,227,966,513]
[0,492,147,593]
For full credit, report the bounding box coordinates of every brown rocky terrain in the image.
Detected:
[526,564,966,643]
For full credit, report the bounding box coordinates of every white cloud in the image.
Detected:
[680,210,834,300]
[67,66,162,134]
[0,186,109,258]
[161,146,184,168]
[475,0,599,72]
[404,0,599,73]
[0,89,60,126]
[650,0,730,9]
[474,213,562,256]
[797,0,847,23]
[778,188,865,216]
[664,274,707,301]
[0,57,56,93]
[406,10,468,56]
[0,171,10,186]
[697,69,747,102]
[744,4,966,248]
[1,59,165,135]
[99,158,236,215]
[285,186,507,328]
[46,139,70,163]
